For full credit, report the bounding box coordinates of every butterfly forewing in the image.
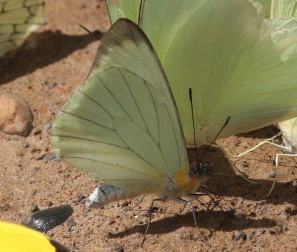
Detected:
[106,0,297,146]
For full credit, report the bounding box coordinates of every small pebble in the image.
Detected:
[284,204,297,215]
[235,212,246,220]
[50,82,58,89]
[22,204,74,232]
[111,243,124,252]
[67,218,76,227]
[46,200,53,206]
[40,81,48,86]
[120,199,131,207]
[269,172,276,178]
[44,123,52,130]
[226,207,235,217]
[76,192,85,202]
[235,231,247,241]
[269,225,282,234]
[32,128,42,135]
[43,153,61,162]
[30,204,39,213]
[0,93,33,136]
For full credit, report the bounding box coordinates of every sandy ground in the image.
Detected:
[1,1,297,251]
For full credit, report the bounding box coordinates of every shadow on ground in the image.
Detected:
[0,30,103,84]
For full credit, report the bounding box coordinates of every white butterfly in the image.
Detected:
[106,0,297,146]
[52,19,208,211]
[235,0,297,196]
[235,15,297,162]
[0,0,46,58]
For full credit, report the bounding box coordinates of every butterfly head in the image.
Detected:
[190,161,212,180]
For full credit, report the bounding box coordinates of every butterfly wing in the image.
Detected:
[143,0,297,145]
[105,0,297,146]
[270,0,297,19]
[105,0,141,24]
[235,1,297,155]
[105,0,124,24]
[139,0,207,65]
[52,19,189,194]
[0,0,46,57]
[257,0,273,18]
[268,0,297,151]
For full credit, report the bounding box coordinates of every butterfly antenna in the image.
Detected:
[198,116,231,164]
[79,24,102,41]
[189,88,199,160]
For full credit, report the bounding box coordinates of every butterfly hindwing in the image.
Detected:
[52,19,189,194]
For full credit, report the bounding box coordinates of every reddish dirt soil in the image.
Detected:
[1,1,297,251]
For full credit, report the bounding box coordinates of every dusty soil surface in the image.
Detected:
[1,1,297,251]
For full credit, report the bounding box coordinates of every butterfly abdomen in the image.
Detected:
[85,184,140,208]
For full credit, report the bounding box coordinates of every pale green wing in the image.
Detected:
[105,0,141,24]
[143,0,297,145]
[0,0,46,57]
[139,0,207,64]
[270,0,297,18]
[105,0,124,24]
[117,0,141,23]
[52,19,189,194]
[257,0,273,18]
[288,118,297,142]
[264,0,297,150]
[256,0,297,19]
[105,0,297,146]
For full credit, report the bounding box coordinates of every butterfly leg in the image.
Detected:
[177,197,197,227]
[142,197,167,246]
[266,153,297,197]
[234,135,292,187]
[234,135,290,157]
[189,191,228,217]
[205,172,230,194]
